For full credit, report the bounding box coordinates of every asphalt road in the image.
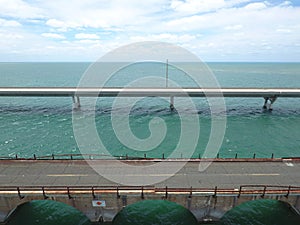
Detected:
[0,159,299,189]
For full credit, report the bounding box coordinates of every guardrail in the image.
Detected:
[1,153,295,160]
[1,185,300,200]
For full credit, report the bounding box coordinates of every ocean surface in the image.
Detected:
[1,62,300,224]
[0,62,299,159]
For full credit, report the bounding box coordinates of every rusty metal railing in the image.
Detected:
[237,185,300,198]
[1,185,300,200]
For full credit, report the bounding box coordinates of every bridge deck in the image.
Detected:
[0,159,299,189]
[0,87,299,97]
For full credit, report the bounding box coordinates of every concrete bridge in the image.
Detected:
[1,87,300,97]
[0,158,299,222]
[0,87,300,109]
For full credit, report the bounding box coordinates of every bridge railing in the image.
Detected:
[1,185,300,200]
[1,153,298,160]
[238,185,300,198]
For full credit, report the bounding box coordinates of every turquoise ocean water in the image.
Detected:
[1,62,300,224]
[0,62,299,159]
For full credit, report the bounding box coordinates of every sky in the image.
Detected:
[0,0,300,62]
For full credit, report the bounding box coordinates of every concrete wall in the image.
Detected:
[0,193,299,222]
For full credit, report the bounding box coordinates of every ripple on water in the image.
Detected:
[113,200,198,225]
[219,199,300,225]
[5,200,91,225]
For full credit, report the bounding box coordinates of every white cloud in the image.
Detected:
[130,33,196,43]
[40,0,166,30]
[0,32,23,39]
[75,33,100,39]
[170,0,252,15]
[0,0,44,19]
[276,28,292,33]
[224,24,243,30]
[0,18,21,27]
[244,2,267,10]
[45,19,80,32]
[0,0,299,61]
[279,1,292,7]
[171,0,225,14]
[164,2,300,33]
[42,33,66,39]
[46,19,66,28]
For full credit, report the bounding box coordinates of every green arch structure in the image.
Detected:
[113,199,198,225]
[219,199,300,225]
[4,200,91,225]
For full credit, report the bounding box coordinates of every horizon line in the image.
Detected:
[0,61,300,63]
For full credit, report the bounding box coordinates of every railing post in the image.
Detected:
[261,186,267,198]
[189,186,192,198]
[33,154,36,160]
[92,186,96,199]
[67,187,72,199]
[141,186,144,199]
[42,187,48,199]
[165,186,168,199]
[52,154,54,160]
[238,186,242,198]
[271,153,274,159]
[235,153,238,159]
[15,154,18,160]
[17,187,24,199]
[253,153,256,159]
[117,187,120,199]
[213,186,217,198]
[285,185,291,198]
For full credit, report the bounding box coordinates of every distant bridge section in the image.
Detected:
[0,87,299,97]
[0,87,299,109]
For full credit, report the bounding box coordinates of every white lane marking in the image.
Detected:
[106,173,280,177]
[253,173,280,176]
[225,173,280,176]
[47,174,90,177]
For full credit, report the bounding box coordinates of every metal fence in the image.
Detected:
[0,185,299,200]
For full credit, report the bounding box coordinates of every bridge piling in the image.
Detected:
[170,96,174,110]
[72,96,81,109]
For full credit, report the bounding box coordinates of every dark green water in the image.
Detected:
[5,200,91,225]
[219,199,300,225]
[112,200,198,225]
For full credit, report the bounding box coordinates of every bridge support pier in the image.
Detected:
[170,96,174,111]
[263,96,277,110]
[72,96,81,109]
